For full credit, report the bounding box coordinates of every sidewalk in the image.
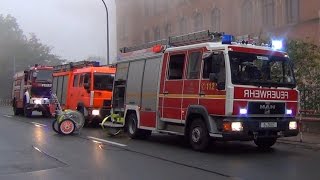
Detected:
[278,132,320,149]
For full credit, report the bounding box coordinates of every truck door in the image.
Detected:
[199,51,226,115]
[161,52,186,123]
[182,50,202,122]
[69,74,79,109]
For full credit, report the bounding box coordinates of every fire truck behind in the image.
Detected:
[12,64,53,117]
[111,30,299,151]
[51,61,115,125]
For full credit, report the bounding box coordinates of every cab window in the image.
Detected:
[73,75,79,87]
[187,51,202,79]
[168,54,186,80]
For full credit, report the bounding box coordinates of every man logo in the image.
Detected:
[260,103,276,114]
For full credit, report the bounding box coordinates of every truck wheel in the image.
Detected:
[254,138,277,150]
[13,102,19,115]
[127,113,139,138]
[127,113,151,139]
[59,119,75,135]
[24,106,32,118]
[189,118,210,151]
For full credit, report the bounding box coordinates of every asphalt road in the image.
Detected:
[0,106,319,180]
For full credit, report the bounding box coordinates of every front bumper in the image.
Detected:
[209,117,299,141]
[26,103,50,112]
[86,107,111,123]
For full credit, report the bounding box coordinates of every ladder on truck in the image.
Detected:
[51,93,63,115]
[120,30,225,53]
[53,60,100,72]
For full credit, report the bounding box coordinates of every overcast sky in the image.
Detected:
[0,0,117,63]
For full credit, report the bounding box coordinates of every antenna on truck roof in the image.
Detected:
[120,30,225,53]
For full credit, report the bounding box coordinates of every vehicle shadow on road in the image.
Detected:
[144,134,300,156]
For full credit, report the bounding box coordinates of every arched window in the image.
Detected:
[286,0,299,24]
[242,0,253,33]
[193,12,203,31]
[164,23,172,38]
[262,0,275,27]
[179,17,187,34]
[211,8,220,31]
[153,27,160,40]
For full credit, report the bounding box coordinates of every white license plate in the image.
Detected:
[260,122,277,128]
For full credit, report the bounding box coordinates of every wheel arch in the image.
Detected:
[185,105,217,136]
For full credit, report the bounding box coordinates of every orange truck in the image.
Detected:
[51,61,116,125]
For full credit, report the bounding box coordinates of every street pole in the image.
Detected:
[101,0,110,65]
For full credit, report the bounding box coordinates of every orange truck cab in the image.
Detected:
[51,61,115,124]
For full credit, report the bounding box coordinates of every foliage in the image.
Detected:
[286,40,320,88]
[0,14,65,98]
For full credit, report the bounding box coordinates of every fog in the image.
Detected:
[0,0,117,63]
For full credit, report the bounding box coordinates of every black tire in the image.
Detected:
[58,119,76,135]
[189,118,210,151]
[127,113,151,139]
[52,120,59,133]
[13,103,19,115]
[254,138,277,150]
[24,105,32,118]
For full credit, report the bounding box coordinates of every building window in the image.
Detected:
[211,8,221,31]
[153,27,160,40]
[179,17,187,34]
[144,30,150,42]
[164,23,172,38]
[242,0,253,34]
[262,0,275,27]
[193,12,203,31]
[168,54,186,80]
[286,0,299,24]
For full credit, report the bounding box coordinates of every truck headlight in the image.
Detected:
[34,99,42,104]
[231,122,243,132]
[289,121,297,130]
[92,109,100,116]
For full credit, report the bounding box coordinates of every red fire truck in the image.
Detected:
[12,64,53,117]
[51,61,116,125]
[110,30,299,151]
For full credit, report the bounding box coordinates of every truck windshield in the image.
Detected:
[229,51,296,88]
[33,69,53,82]
[31,87,51,98]
[93,73,114,91]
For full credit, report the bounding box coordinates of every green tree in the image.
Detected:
[0,14,64,98]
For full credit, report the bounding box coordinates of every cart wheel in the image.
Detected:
[52,120,59,133]
[59,119,75,135]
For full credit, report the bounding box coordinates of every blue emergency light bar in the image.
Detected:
[222,34,234,44]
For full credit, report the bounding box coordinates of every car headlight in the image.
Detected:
[231,122,243,132]
[92,109,100,116]
[289,121,297,130]
[34,99,42,104]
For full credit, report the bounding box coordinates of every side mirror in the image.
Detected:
[209,73,218,83]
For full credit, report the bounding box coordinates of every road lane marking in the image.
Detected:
[31,122,47,127]
[87,136,127,147]
[3,115,13,118]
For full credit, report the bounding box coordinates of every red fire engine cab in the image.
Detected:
[12,64,53,117]
[112,30,299,151]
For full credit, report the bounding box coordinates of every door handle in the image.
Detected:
[163,91,168,94]
[199,92,205,96]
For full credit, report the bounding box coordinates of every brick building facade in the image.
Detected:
[116,0,319,50]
